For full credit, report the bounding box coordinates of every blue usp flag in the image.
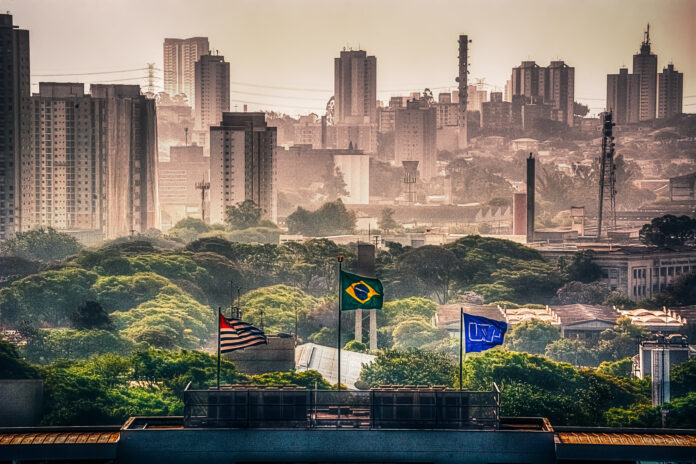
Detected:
[463,312,507,353]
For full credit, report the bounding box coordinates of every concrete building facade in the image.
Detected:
[510,60,574,126]
[163,37,209,109]
[394,100,437,180]
[210,113,277,224]
[194,54,230,131]
[158,145,209,230]
[21,83,106,234]
[19,83,158,239]
[334,50,377,124]
[606,68,641,125]
[0,14,30,240]
[90,84,159,238]
[658,64,683,119]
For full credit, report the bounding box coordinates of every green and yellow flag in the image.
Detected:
[340,270,383,310]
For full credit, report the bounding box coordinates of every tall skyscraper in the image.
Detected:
[0,14,30,240]
[90,85,159,238]
[195,54,230,130]
[633,25,658,121]
[511,61,543,100]
[545,61,575,126]
[163,37,209,109]
[606,68,641,125]
[394,99,437,180]
[209,113,277,224]
[511,60,574,126]
[334,50,377,124]
[658,64,683,119]
[21,83,106,235]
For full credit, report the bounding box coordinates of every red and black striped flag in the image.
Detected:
[219,313,267,353]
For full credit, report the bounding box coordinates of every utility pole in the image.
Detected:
[195,177,210,223]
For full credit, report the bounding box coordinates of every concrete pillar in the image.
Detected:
[512,192,527,235]
[355,308,362,343]
[370,309,377,350]
[526,153,535,243]
[357,243,376,349]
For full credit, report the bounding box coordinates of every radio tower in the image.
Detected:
[597,112,617,238]
[146,63,156,95]
[456,35,470,150]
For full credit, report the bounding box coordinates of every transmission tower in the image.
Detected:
[195,177,211,223]
[597,112,617,238]
[146,63,156,95]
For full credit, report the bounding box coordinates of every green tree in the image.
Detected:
[603,291,637,309]
[397,246,459,303]
[319,166,349,201]
[545,338,597,366]
[470,284,514,303]
[225,200,263,230]
[564,250,603,283]
[597,358,633,379]
[286,200,356,237]
[392,318,447,349]
[378,208,398,233]
[343,340,368,353]
[555,281,610,305]
[639,214,696,247]
[23,329,137,364]
[358,349,455,387]
[670,358,696,399]
[504,319,560,355]
[0,339,40,379]
[167,217,211,243]
[248,370,331,389]
[461,350,644,425]
[69,301,114,331]
[0,227,81,263]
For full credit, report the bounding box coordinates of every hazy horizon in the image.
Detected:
[6,0,696,116]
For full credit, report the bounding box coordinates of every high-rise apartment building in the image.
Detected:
[658,64,683,119]
[334,50,377,124]
[633,26,658,121]
[210,113,277,224]
[0,14,30,240]
[510,60,574,126]
[511,61,543,100]
[607,68,641,125]
[163,37,209,109]
[481,92,511,130]
[21,83,106,234]
[545,61,574,125]
[394,100,437,180]
[20,84,159,239]
[90,85,159,238]
[195,54,230,131]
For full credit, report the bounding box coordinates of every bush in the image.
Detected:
[392,318,448,350]
[359,349,456,387]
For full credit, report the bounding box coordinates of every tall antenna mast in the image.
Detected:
[195,176,211,223]
[146,63,155,94]
[597,112,617,238]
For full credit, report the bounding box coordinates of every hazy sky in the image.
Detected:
[6,0,696,116]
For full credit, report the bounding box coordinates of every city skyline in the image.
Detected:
[6,0,695,116]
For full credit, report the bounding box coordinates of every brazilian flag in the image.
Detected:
[340,270,383,310]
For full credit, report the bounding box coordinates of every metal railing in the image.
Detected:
[184,384,500,430]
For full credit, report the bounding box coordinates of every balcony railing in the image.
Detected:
[184,384,500,430]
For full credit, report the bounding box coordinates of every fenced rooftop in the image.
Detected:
[183,384,500,429]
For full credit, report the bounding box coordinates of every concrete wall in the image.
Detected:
[0,379,43,426]
[223,336,295,375]
[119,428,556,464]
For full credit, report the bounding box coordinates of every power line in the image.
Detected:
[31,67,148,77]
[229,99,324,111]
[229,90,326,102]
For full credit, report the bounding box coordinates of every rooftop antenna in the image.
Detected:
[597,112,617,238]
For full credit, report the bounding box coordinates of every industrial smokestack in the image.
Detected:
[526,153,535,243]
